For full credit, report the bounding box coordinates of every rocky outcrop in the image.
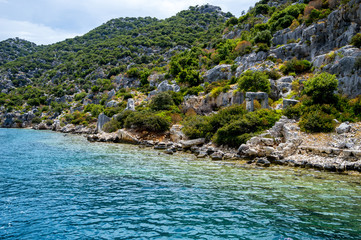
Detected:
[245,92,268,112]
[203,64,232,83]
[148,80,180,98]
[182,89,244,115]
[87,129,139,144]
[96,113,111,132]
[125,98,135,111]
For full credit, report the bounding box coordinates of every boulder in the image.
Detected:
[336,122,351,134]
[180,138,205,149]
[283,99,299,109]
[256,158,271,167]
[210,151,224,161]
[203,64,232,83]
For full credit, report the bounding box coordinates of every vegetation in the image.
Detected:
[238,70,271,93]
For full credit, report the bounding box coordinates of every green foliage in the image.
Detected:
[214,109,282,147]
[115,110,134,127]
[254,4,270,15]
[183,85,204,96]
[299,108,336,133]
[350,33,361,48]
[303,72,338,104]
[103,118,121,133]
[31,117,42,124]
[150,92,175,111]
[183,105,247,141]
[283,102,303,120]
[84,104,104,117]
[238,70,271,93]
[269,4,306,32]
[74,92,87,101]
[226,17,238,26]
[253,30,272,46]
[124,111,170,132]
[281,58,312,74]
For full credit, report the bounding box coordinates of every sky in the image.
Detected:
[0,0,258,45]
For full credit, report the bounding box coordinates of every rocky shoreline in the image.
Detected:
[11,115,359,175]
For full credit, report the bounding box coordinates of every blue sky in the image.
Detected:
[0,0,257,45]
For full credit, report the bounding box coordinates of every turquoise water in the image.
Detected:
[0,129,360,239]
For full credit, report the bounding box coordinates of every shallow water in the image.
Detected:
[0,129,360,239]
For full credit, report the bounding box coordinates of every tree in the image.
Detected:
[150,92,175,111]
[238,70,271,93]
[303,72,338,104]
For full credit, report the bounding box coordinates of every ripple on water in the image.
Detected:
[0,129,360,239]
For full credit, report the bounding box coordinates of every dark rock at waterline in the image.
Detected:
[210,151,223,161]
[256,158,271,167]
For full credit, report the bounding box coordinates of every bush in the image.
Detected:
[74,92,87,101]
[124,111,170,132]
[214,109,282,147]
[150,92,175,111]
[238,70,271,93]
[115,110,134,127]
[234,41,252,56]
[253,30,272,46]
[303,72,338,104]
[299,109,335,133]
[31,117,42,124]
[351,33,361,48]
[282,58,312,74]
[182,115,213,140]
[283,103,303,120]
[103,119,121,133]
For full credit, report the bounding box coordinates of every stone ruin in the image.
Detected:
[245,92,269,112]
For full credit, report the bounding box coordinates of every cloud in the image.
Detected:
[0,18,81,45]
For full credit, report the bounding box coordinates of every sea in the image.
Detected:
[0,128,360,239]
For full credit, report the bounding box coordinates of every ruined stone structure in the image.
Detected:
[245,92,269,112]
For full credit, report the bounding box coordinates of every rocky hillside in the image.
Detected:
[1,0,361,158]
[0,38,39,66]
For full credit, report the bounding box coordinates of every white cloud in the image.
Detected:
[0,18,81,45]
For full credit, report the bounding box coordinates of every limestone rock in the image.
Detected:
[203,64,232,83]
[125,98,135,111]
[96,113,111,132]
[336,122,351,134]
[180,138,205,149]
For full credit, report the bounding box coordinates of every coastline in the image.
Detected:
[2,116,361,175]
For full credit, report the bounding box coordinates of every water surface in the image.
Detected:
[0,129,360,239]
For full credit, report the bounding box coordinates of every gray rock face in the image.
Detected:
[148,80,180,99]
[235,52,268,77]
[203,64,232,83]
[271,2,361,59]
[182,90,244,115]
[106,100,119,108]
[125,98,135,111]
[96,113,111,132]
[336,122,352,134]
[114,75,141,89]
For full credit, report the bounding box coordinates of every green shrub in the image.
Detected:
[84,104,104,117]
[115,110,134,127]
[214,109,282,147]
[182,115,213,140]
[238,70,271,93]
[103,119,121,133]
[282,58,312,74]
[253,30,272,46]
[124,111,170,132]
[150,92,175,111]
[299,109,335,133]
[283,103,303,120]
[303,72,338,104]
[31,117,42,124]
[74,92,87,101]
[350,33,361,48]
[183,85,204,96]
